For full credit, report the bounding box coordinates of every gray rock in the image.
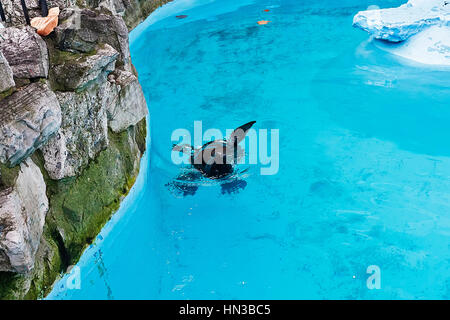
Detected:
[0,158,49,274]
[51,44,118,91]
[0,27,48,80]
[0,51,15,94]
[0,82,62,167]
[107,69,148,132]
[41,81,111,179]
[122,0,172,30]
[54,8,131,67]
[0,0,158,298]
[40,129,68,180]
[98,0,126,15]
[42,67,148,179]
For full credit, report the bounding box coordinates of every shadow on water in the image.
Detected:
[166,166,250,197]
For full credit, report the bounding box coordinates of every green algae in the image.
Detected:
[48,47,100,92]
[0,87,15,101]
[0,119,145,299]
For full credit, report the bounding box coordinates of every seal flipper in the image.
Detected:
[221,179,248,194]
[226,121,256,163]
[227,121,256,146]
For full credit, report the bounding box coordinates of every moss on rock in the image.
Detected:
[0,118,145,299]
[0,163,20,191]
[135,115,147,155]
[0,87,15,101]
[124,0,173,30]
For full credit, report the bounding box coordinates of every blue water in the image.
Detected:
[48,0,450,299]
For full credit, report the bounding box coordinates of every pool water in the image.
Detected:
[48,0,450,299]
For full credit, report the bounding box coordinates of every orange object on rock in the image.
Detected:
[31,7,60,37]
[257,20,271,25]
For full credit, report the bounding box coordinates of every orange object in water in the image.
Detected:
[257,20,271,25]
[31,7,59,36]
[264,9,270,12]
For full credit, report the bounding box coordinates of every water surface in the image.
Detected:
[49,0,450,299]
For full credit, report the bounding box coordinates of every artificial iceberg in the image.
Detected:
[353,0,450,66]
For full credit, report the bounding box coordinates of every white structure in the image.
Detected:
[353,0,450,65]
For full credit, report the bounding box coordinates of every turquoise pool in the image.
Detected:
[48,0,450,299]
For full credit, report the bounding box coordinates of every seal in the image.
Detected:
[173,121,256,179]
